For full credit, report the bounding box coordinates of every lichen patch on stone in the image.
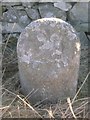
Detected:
[76,42,80,51]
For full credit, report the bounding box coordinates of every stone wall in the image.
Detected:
[2,2,89,97]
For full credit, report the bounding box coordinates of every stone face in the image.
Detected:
[87,35,90,40]
[38,4,66,21]
[13,6,25,10]
[2,23,24,33]
[22,2,35,8]
[77,32,88,81]
[2,2,21,6]
[69,3,88,23]
[3,8,31,27]
[25,8,40,20]
[54,2,72,11]
[3,8,18,23]
[77,32,88,96]
[17,18,81,104]
[18,10,31,27]
[74,23,89,32]
[68,2,89,32]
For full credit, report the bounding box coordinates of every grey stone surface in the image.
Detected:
[3,8,31,27]
[2,23,24,33]
[78,32,88,80]
[69,3,88,23]
[13,6,25,10]
[2,2,21,6]
[18,10,31,27]
[38,4,66,21]
[74,23,89,32]
[77,32,88,96]
[68,2,89,32]
[87,35,90,40]
[3,8,18,23]
[54,1,72,11]
[0,26,1,33]
[17,18,81,104]
[22,2,35,8]
[25,8,40,20]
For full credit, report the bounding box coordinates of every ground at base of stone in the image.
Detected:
[2,79,90,118]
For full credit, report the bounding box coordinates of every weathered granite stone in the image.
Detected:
[77,32,88,96]
[0,32,1,109]
[38,4,66,21]
[3,8,18,23]
[18,10,31,27]
[69,3,88,23]
[54,1,72,11]
[77,32,88,80]
[74,23,89,32]
[25,8,40,20]
[17,18,81,104]
[22,2,35,8]
[2,23,24,33]
[3,8,31,27]
[87,35,90,40]
[13,6,25,10]
[0,4,2,19]
[2,2,21,6]
[68,2,89,32]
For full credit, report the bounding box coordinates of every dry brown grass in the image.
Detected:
[1,85,90,118]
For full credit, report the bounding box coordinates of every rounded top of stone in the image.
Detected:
[26,18,68,27]
[31,18,65,22]
[17,18,80,69]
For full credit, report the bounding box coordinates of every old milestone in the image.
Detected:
[17,18,81,104]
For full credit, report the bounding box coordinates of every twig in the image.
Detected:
[67,97,77,118]
[8,111,12,118]
[44,106,54,118]
[0,106,9,110]
[17,105,20,118]
[17,95,42,118]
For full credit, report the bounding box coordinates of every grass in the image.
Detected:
[1,31,90,118]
